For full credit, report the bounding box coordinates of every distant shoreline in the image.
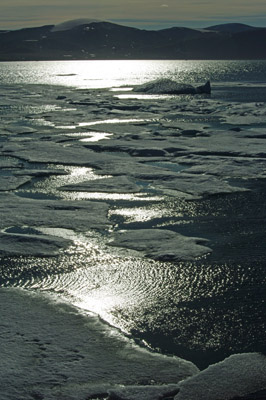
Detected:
[0,20,266,61]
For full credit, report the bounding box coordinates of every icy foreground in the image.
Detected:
[1,82,266,398]
[1,288,266,400]
[108,353,266,400]
[0,288,197,400]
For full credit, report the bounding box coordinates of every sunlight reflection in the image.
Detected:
[79,132,112,142]
[110,87,134,92]
[55,125,77,129]
[31,118,55,127]
[109,200,185,223]
[47,165,100,184]
[78,118,149,127]
[0,60,205,89]
[115,94,175,100]
[28,165,104,195]
[109,207,163,223]
[17,163,163,201]
[74,293,125,328]
[66,131,113,142]
[61,192,163,201]
[37,227,78,242]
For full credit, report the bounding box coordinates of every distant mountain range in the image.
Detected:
[0,19,266,61]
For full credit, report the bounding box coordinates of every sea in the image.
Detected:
[1,59,266,399]
[1,59,266,99]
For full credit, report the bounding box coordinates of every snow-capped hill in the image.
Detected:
[51,18,104,32]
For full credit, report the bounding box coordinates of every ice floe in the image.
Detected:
[109,229,212,261]
[0,192,110,232]
[153,172,249,197]
[0,229,71,256]
[0,175,32,190]
[175,353,266,400]
[60,175,141,193]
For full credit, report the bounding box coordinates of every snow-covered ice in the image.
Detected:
[108,384,180,400]
[0,175,32,190]
[0,229,72,256]
[109,229,212,261]
[60,175,141,193]
[0,192,110,233]
[2,288,265,400]
[0,288,198,400]
[175,353,266,400]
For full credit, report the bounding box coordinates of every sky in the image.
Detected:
[1,0,266,31]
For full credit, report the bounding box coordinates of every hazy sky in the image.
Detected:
[1,0,266,30]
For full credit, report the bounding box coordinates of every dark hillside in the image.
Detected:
[0,21,265,60]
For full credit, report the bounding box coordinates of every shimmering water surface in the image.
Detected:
[1,60,266,370]
[0,59,266,91]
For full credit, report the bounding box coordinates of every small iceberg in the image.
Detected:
[133,79,211,95]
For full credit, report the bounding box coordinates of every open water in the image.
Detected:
[1,59,266,97]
